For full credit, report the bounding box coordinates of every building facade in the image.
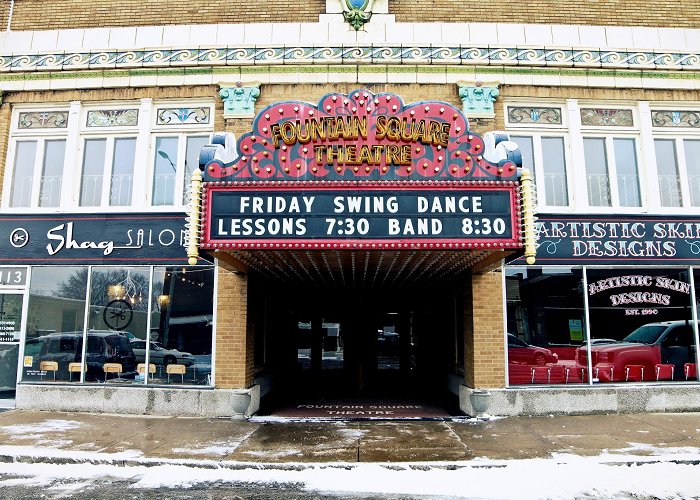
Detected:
[0,1,699,417]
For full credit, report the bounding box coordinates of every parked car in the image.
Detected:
[129,340,195,367]
[507,334,559,366]
[24,330,137,381]
[576,320,697,382]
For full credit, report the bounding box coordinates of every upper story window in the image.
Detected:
[3,101,214,212]
[506,105,571,208]
[151,107,211,206]
[651,109,700,209]
[580,107,641,208]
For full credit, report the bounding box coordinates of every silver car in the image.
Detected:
[129,340,194,367]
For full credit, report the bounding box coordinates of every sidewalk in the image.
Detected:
[0,409,699,466]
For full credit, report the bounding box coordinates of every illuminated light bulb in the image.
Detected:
[265,114,270,120]
[262,128,268,133]
[332,96,337,101]
[424,106,430,112]
[456,127,461,132]
[278,108,284,114]
[498,168,504,174]
[423,162,428,169]
[374,99,379,104]
[468,135,474,141]
[282,145,287,151]
[434,166,440,172]
[453,113,458,120]
[221,169,226,175]
[266,167,272,173]
[251,136,256,142]
[208,165,214,171]
[438,156,443,161]
[294,106,299,112]
[281,156,286,161]
[312,167,317,173]
[455,151,461,157]
[296,163,301,169]
[252,157,258,162]
[232,165,238,171]
[352,107,357,112]
[326,105,332,111]
[353,166,359,172]
[309,110,314,116]
[284,167,290,173]
[254,167,259,173]
[477,156,483,161]
[336,166,342,172]
[410,110,415,116]
[475,144,481,150]
[452,167,458,173]
[439,107,445,114]
[303,147,308,153]
[263,151,269,157]
[407,167,412,173]
[382,166,388,172]
[415,147,421,153]
[242,156,247,162]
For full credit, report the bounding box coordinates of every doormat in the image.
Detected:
[268,402,453,420]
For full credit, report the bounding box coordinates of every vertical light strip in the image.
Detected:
[187,169,202,265]
[520,168,537,264]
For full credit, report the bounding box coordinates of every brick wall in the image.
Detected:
[214,262,255,389]
[0,98,10,195]
[464,270,505,389]
[3,0,325,30]
[392,0,700,28]
[2,1,697,30]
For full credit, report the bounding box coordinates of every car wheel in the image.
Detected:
[534,353,546,366]
[163,355,176,366]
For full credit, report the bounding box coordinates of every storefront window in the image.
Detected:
[584,268,696,383]
[22,267,88,382]
[505,267,586,385]
[20,265,214,386]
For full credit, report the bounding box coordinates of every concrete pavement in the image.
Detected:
[0,410,699,466]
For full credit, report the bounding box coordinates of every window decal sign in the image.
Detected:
[194,90,527,252]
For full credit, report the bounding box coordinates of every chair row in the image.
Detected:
[528,363,698,384]
[38,360,190,382]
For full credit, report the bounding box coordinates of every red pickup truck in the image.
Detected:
[576,320,697,382]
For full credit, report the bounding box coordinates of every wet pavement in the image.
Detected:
[0,410,699,464]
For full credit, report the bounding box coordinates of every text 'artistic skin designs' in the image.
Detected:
[198,90,522,251]
[201,90,519,183]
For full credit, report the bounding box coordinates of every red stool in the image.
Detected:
[531,366,551,384]
[654,364,674,381]
[595,366,614,382]
[625,364,645,382]
[684,363,697,380]
[565,366,587,383]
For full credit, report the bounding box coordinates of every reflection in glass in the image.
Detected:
[109,137,136,206]
[22,267,88,382]
[153,136,178,206]
[149,266,214,385]
[505,267,586,385]
[40,140,66,208]
[182,136,209,204]
[613,138,641,207]
[586,269,695,383]
[541,137,568,206]
[654,139,682,207]
[10,141,37,207]
[583,138,611,206]
[80,138,106,206]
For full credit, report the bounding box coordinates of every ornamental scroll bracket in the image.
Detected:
[219,83,261,119]
[458,82,500,119]
[339,0,375,31]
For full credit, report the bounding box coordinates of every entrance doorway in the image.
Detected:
[0,291,25,409]
[258,282,462,416]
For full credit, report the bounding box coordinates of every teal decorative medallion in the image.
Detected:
[340,0,375,31]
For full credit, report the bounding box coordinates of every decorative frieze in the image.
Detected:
[18,111,68,129]
[651,110,700,128]
[86,109,138,127]
[580,108,634,127]
[507,107,562,125]
[156,107,211,125]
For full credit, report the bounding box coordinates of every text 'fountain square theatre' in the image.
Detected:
[1,0,699,418]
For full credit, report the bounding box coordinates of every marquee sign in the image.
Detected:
[193,90,529,255]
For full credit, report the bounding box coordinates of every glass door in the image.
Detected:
[0,291,26,403]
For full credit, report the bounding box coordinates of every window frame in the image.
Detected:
[504,101,573,211]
